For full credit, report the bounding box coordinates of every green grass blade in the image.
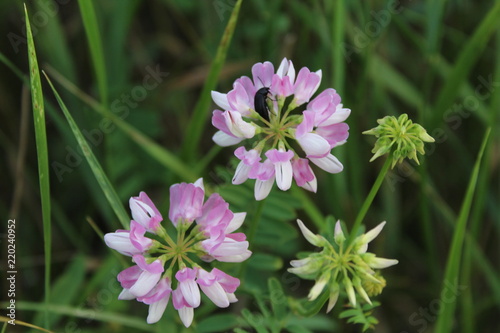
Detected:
[45,66,198,182]
[369,56,423,108]
[425,0,447,55]
[78,0,108,105]
[34,1,77,83]
[43,73,129,228]
[33,255,86,328]
[24,5,52,328]
[435,127,491,333]
[331,0,345,94]
[0,51,25,80]
[0,317,54,333]
[181,0,243,162]
[433,2,500,123]
[13,302,150,331]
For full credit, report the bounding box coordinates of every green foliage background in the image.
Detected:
[1,0,499,332]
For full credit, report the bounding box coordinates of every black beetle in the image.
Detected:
[254,86,271,122]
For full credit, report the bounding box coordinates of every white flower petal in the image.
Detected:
[225,111,256,138]
[308,279,327,301]
[275,161,293,191]
[227,292,238,303]
[193,178,204,191]
[147,297,169,324]
[297,219,323,246]
[363,221,386,244]
[254,178,275,200]
[211,91,231,110]
[118,288,136,300]
[178,307,194,328]
[129,272,161,297]
[199,282,230,308]
[369,258,399,269]
[321,107,351,126]
[309,154,343,173]
[212,131,243,146]
[180,280,201,308]
[326,287,339,313]
[232,161,251,185]
[298,133,331,157]
[226,212,246,233]
[300,174,317,193]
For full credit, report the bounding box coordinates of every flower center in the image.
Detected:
[254,96,300,151]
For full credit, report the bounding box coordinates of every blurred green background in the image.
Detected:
[1,0,499,332]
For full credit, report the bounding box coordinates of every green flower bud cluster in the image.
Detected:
[288,220,398,312]
[363,114,435,168]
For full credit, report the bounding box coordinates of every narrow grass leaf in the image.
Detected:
[433,2,500,123]
[33,256,86,328]
[435,128,491,332]
[34,1,77,83]
[78,0,108,105]
[331,0,345,94]
[0,51,25,80]
[43,73,129,228]
[45,66,198,182]
[425,0,447,55]
[0,317,54,333]
[24,5,52,328]
[14,302,150,331]
[181,0,243,162]
[369,56,422,109]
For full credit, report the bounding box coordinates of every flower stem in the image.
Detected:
[347,154,392,245]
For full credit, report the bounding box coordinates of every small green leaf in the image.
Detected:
[268,278,287,321]
[248,254,283,271]
[197,313,239,333]
[289,291,329,317]
[241,309,269,333]
[286,324,313,333]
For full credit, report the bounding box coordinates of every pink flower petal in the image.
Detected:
[252,61,274,89]
[169,183,205,226]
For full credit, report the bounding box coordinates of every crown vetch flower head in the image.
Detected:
[363,113,435,168]
[211,58,350,200]
[288,220,397,311]
[104,178,251,327]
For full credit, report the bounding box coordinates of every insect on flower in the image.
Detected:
[211,58,350,200]
[253,78,271,121]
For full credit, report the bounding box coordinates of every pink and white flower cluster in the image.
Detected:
[104,178,250,327]
[211,58,350,200]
